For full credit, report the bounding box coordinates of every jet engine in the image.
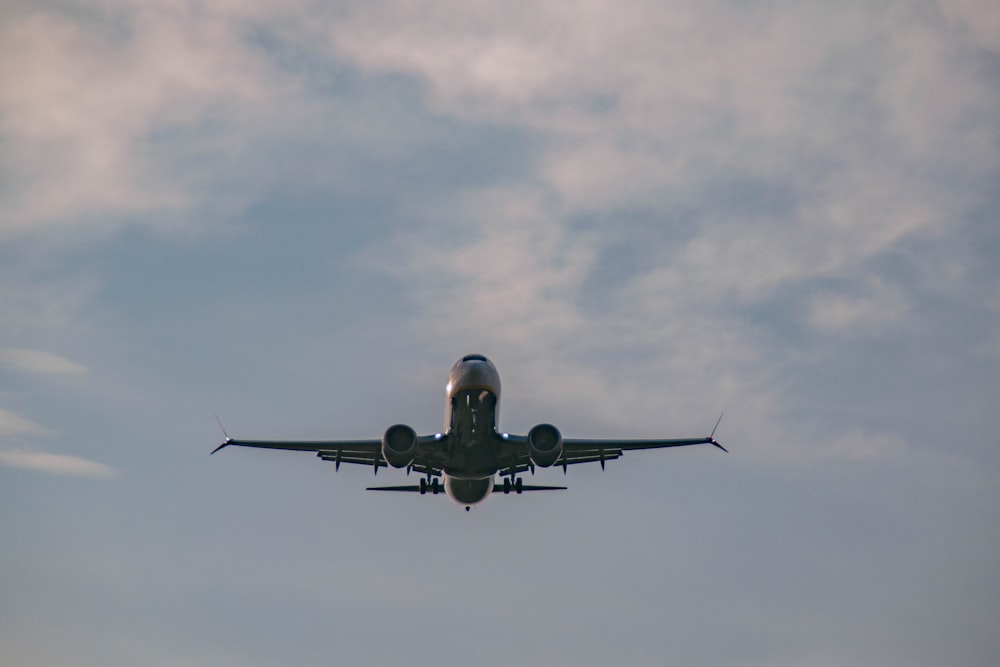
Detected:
[382,424,417,468]
[527,423,563,468]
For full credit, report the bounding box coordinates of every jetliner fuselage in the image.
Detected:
[440,354,504,506]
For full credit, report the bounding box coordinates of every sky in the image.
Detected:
[1,1,999,665]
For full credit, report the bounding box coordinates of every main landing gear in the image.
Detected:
[501,476,524,494]
[418,478,442,495]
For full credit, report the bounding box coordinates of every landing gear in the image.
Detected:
[502,477,525,494]
[419,478,442,495]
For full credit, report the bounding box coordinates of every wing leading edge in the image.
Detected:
[565,435,727,453]
[531,435,727,470]
[211,434,447,476]
[501,415,727,473]
[557,414,728,468]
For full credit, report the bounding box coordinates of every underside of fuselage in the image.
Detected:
[444,475,495,506]
[441,356,504,508]
[441,388,502,507]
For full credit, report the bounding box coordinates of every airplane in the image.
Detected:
[212,354,727,510]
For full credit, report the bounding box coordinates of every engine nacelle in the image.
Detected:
[382,424,417,468]
[527,423,563,468]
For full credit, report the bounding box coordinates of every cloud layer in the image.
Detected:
[1,4,998,666]
[0,407,49,437]
[1,348,88,375]
[3,2,997,454]
[0,448,118,478]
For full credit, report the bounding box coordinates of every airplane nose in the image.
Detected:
[457,364,492,388]
[448,357,501,396]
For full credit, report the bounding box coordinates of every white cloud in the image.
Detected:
[0,447,118,479]
[936,0,1000,52]
[331,1,998,463]
[0,407,49,437]
[0,348,88,375]
[1,1,994,467]
[807,278,909,335]
[4,0,994,257]
[328,0,997,239]
[0,2,320,239]
[372,187,595,344]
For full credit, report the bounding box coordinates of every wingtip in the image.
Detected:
[710,412,724,439]
[211,415,232,455]
[709,412,727,452]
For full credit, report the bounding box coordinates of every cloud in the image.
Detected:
[329,0,998,467]
[0,447,118,479]
[936,0,1000,53]
[328,0,997,241]
[0,348,87,376]
[370,187,594,344]
[4,1,994,254]
[0,2,335,240]
[1,0,995,471]
[0,411,115,479]
[0,407,50,437]
[806,278,908,335]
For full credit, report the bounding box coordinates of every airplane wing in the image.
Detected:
[211,434,449,477]
[558,436,726,468]
[498,421,726,475]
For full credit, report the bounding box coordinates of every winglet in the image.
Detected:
[709,412,728,453]
[211,415,233,455]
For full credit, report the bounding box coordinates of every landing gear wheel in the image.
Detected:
[515,477,523,494]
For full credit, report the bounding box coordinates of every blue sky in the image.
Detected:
[2,1,999,665]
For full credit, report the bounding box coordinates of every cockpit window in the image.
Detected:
[462,354,488,362]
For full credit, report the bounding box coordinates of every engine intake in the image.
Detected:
[527,423,563,468]
[382,424,417,468]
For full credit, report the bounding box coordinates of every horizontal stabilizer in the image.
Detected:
[493,484,567,492]
[366,484,568,493]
